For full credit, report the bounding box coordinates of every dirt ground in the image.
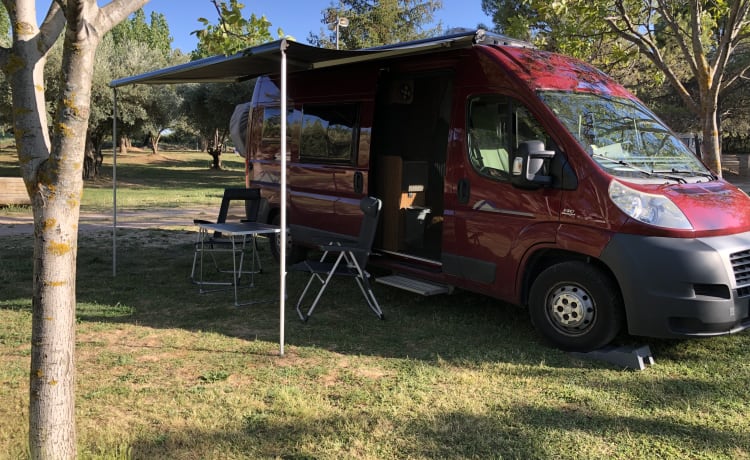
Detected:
[0,149,224,238]
[0,206,215,238]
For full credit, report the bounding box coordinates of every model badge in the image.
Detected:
[562,208,576,217]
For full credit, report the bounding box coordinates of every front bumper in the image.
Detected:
[600,231,750,338]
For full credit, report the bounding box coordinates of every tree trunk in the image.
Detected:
[29,192,80,460]
[701,105,723,178]
[5,14,78,460]
[149,132,161,155]
[83,134,97,180]
[3,1,147,458]
[209,127,222,169]
[26,33,99,460]
[208,147,222,169]
[119,135,130,154]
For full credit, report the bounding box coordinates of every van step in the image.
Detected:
[376,275,451,296]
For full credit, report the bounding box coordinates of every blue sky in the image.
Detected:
[141,0,492,53]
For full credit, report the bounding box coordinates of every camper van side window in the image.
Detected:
[468,97,513,181]
[468,96,553,181]
[300,104,358,164]
[262,107,282,141]
[260,107,299,159]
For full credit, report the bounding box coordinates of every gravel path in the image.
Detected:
[0,206,216,237]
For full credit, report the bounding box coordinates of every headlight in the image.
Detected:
[609,180,693,230]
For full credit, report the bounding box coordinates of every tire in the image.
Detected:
[269,213,307,263]
[528,261,623,352]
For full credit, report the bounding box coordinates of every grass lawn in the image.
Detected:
[1,148,749,459]
[0,146,247,212]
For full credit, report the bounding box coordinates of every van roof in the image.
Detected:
[110,29,531,88]
[485,46,633,97]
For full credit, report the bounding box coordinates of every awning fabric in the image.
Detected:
[109,30,486,87]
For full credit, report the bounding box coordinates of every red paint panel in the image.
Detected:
[645,180,750,235]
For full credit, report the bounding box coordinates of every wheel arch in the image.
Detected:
[519,248,623,311]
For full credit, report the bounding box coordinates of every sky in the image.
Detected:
[141,0,493,53]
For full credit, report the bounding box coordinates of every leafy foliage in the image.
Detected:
[111,9,174,57]
[180,81,254,152]
[191,0,277,58]
[308,0,444,49]
[186,0,279,159]
[90,10,188,157]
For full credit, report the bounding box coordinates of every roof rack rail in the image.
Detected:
[474,29,534,48]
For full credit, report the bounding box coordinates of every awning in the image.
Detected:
[109,29,490,88]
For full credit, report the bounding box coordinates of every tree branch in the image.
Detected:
[655,0,700,79]
[96,0,150,36]
[708,1,750,102]
[39,2,66,55]
[605,1,699,114]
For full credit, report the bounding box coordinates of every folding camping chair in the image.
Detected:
[190,187,263,288]
[293,196,384,321]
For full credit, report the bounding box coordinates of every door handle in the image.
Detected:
[457,178,470,204]
[353,171,364,194]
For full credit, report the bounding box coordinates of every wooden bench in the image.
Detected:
[0,177,31,206]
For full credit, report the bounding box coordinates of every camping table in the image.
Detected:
[195,221,281,306]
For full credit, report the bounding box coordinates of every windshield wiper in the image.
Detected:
[592,153,687,183]
[652,168,716,181]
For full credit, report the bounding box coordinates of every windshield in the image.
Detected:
[539,91,712,182]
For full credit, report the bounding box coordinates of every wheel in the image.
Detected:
[269,213,307,263]
[528,261,623,352]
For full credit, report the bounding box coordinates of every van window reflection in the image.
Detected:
[301,104,358,164]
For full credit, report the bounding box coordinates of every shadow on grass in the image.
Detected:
[0,228,574,368]
[2,228,744,370]
[122,401,750,459]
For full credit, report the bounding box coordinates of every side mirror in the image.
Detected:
[511,140,554,189]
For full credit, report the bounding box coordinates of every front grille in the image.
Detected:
[730,250,750,297]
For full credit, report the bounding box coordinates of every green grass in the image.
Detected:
[0,148,247,213]
[1,148,750,459]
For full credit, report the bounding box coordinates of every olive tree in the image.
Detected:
[188,0,277,167]
[0,1,148,458]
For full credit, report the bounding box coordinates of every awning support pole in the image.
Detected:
[112,88,118,277]
[279,42,288,356]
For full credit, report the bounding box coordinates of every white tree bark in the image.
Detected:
[0,1,149,458]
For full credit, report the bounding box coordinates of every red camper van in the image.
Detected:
[242,30,750,351]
